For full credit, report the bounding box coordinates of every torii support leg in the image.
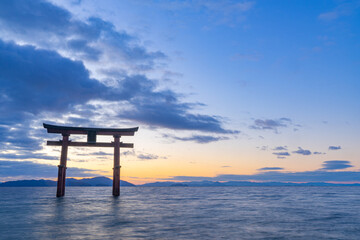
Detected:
[112,135,121,196]
[56,134,69,197]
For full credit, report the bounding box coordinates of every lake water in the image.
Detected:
[0,186,359,239]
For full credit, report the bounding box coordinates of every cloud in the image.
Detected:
[197,0,255,25]
[272,146,287,151]
[121,150,135,156]
[257,167,284,171]
[318,11,339,21]
[84,149,162,161]
[0,40,108,123]
[0,122,44,152]
[93,151,112,156]
[134,150,168,160]
[170,171,360,182]
[164,134,230,143]
[321,160,353,170]
[329,146,341,150]
[257,146,268,151]
[292,147,311,156]
[0,153,57,161]
[272,152,290,156]
[249,118,292,133]
[168,161,360,182]
[313,152,326,155]
[150,0,255,12]
[0,39,235,153]
[137,153,159,160]
[117,75,238,134]
[0,160,99,181]
[318,2,359,21]
[0,0,165,71]
[0,39,110,153]
[146,0,255,26]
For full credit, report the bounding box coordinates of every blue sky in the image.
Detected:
[0,0,359,183]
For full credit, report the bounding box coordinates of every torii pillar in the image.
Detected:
[57,133,69,197]
[43,123,138,197]
[113,135,121,196]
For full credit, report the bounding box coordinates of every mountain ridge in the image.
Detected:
[1,177,360,187]
[0,176,134,187]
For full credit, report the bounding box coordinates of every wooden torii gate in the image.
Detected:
[43,123,138,197]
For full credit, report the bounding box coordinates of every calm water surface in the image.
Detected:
[0,187,359,239]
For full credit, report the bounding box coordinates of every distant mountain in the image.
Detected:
[1,178,360,187]
[0,177,135,187]
[0,179,57,187]
[138,181,360,187]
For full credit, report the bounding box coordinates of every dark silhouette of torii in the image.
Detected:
[43,123,138,197]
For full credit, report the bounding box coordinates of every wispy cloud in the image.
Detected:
[0,160,99,181]
[292,147,311,156]
[164,134,231,144]
[321,160,353,170]
[272,152,290,157]
[329,146,341,150]
[121,150,135,156]
[258,146,268,151]
[120,150,166,161]
[272,146,287,151]
[318,2,360,21]
[167,161,359,182]
[146,0,255,26]
[250,118,292,133]
[197,0,255,13]
[137,153,159,160]
[257,167,284,171]
[93,151,112,156]
[0,153,57,161]
[169,171,360,182]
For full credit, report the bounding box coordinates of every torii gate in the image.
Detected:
[43,123,138,197]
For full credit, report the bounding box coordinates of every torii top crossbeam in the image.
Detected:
[43,123,138,197]
[43,123,138,136]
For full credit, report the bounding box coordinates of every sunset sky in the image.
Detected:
[0,0,359,184]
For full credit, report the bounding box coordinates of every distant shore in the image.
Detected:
[1,176,359,187]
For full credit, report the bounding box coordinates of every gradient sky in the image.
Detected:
[0,0,359,184]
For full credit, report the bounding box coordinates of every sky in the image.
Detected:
[0,0,359,184]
